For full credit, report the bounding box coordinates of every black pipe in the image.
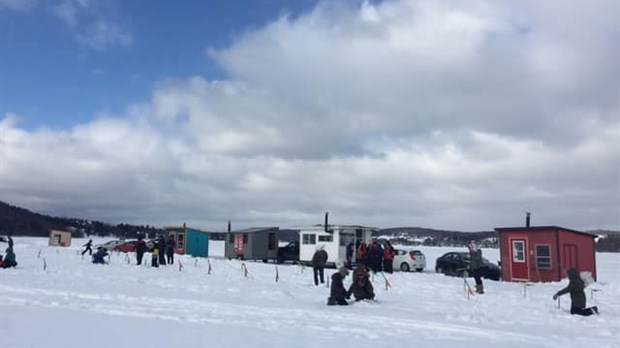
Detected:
[227,221,231,233]
[526,212,531,228]
[324,212,329,232]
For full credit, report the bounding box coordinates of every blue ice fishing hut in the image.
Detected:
[165,224,210,258]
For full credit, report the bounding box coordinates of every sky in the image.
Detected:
[0,0,618,232]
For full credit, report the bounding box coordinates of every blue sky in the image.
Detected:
[1,0,325,130]
[0,0,617,231]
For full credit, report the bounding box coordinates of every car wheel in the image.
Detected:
[400,263,410,272]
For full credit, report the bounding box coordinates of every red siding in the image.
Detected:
[496,226,596,283]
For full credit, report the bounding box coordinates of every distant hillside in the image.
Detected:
[0,201,162,239]
[375,227,498,248]
[1,201,618,251]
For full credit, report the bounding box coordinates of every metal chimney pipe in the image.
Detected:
[526,212,531,228]
[227,221,231,233]
[324,212,329,232]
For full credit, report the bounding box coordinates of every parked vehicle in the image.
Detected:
[112,240,140,253]
[277,241,299,264]
[435,252,501,280]
[93,240,124,251]
[393,249,426,272]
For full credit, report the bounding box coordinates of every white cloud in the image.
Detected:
[75,19,132,51]
[50,0,132,50]
[1,0,618,231]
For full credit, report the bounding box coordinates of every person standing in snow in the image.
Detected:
[3,246,17,268]
[383,241,395,274]
[135,237,147,265]
[467,241,485,294]
[166,235,175,265]
[328,266,350,306]
[82,239,93,256]
[311,246,328,286]
[151,244,160,268]
[347,266,375,301]
[346,242,354,268]
[157,236,167,266]
[553,268,599,316]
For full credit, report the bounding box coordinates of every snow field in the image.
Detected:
[0,238,618,348]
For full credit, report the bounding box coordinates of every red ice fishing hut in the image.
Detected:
[495,214,597,283]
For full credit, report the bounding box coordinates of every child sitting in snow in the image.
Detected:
[553,268,598,316]
[92,247,109,264]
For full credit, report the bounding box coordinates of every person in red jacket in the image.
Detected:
[383,241,395,274]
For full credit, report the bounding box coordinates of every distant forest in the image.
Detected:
[1,201,618,252]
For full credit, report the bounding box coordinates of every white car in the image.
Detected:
[394,248,426,272]
[93,240,124,251]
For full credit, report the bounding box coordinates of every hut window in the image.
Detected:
[512,240,525,263]
[318,235,333,242]
[302,234,316,245]
[268,233,277,250]
[177,233,185,249]
[536,245,551,269]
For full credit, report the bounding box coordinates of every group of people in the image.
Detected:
[328,265,375,305]
[0,235,17,268]
[346,240,396,274]
[83,234,177,267]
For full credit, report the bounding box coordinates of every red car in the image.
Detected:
[112,240,140,253]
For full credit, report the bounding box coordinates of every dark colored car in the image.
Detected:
[435,252,501,281]
[277,241,299,264]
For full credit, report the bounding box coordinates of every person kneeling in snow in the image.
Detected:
[553,268,598,316]
[3,246,17,268]
[92,247,109,264]
[328,266,350,306]
[347,266,375,301]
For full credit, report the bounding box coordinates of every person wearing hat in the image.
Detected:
[311,245,328,286]
[347,266,375,301]
[467,241,484,294]
[327,266,350,306]
[92,247,108,264]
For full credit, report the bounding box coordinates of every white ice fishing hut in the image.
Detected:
[297,213,378,267]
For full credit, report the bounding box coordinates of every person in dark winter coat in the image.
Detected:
[157,237,166,266]
[328,266,350,306]
[3,247,17,268]
[135,237,147,265]
[553,268,599,316]
[92,247,108,264]
[366,241,382,273]
[82,239,93,256]
[312,246,329,286]
[348,266,375,301]
[467,241,485,294]
[166,236,175,265]
[346,242,354,268]
[383,241,395,274]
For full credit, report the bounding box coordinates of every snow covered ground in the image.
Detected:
[1,238,618,348]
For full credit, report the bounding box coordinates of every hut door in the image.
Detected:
[510,239,529,280]
[562,244,578,272]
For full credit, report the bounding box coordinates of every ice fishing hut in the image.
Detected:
[495,214,597,282]
[224,227,280,261]
[49,229,72,247]
[164,224,210,258]
[297,213,378,267]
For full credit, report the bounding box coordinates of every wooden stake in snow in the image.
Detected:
[194,259,198,267]
[380,272,392,291]
[207,259,212,275]
[275,266,279,282]
[179,260,184,272]
[242,263,249,277]
[43,258,47,271]
[37,248,42,259]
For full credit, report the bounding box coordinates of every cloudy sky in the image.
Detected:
[1,0,618,232]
